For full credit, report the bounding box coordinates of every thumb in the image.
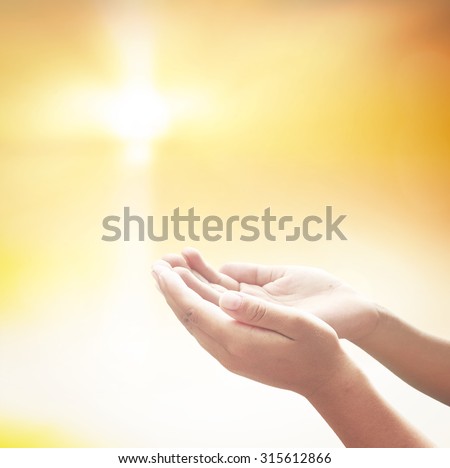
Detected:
[219,291,306,338]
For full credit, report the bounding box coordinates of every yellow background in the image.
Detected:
[1,0,449,447]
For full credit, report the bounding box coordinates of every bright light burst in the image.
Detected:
[101,82,170,164]
[106,83,170,141]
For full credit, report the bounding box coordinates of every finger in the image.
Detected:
[160,253,209,283]
[152,260,173,294]
[182,247,240,290]
[219,263,286,286]
[173,266,221,306]
[152,259,172,274]
[155,265,287,359]
[219,291,314,339]
[152,271,162,293]
[206,282,229,294]
[161,253,190,269]
[155,265,232,341]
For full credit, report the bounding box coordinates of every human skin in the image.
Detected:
[162,248,379,342]
[152,259,434,447]
[163,248,450,406]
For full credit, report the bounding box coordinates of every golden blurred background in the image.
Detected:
[1,0,449,447]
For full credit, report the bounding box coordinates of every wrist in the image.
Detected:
[311,359,363,406]
[306,351,434,447]
[351,302,391,349]
[303,349,362,403]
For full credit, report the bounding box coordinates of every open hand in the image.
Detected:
[162,248,380,342]
[153,260,351,397]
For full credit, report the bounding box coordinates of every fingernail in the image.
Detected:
[152,261,169,276]
[221,291,242,310]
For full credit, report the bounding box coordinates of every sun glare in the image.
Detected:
[101,83,170,165]
[106,84,170,141]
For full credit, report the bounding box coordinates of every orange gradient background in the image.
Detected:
[1,0,449,447]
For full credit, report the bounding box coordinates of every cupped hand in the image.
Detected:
[152,261,351,398]
[162,249,380,342]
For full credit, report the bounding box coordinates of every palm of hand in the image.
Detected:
[163,250,379,342]
[235,267,379,342]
